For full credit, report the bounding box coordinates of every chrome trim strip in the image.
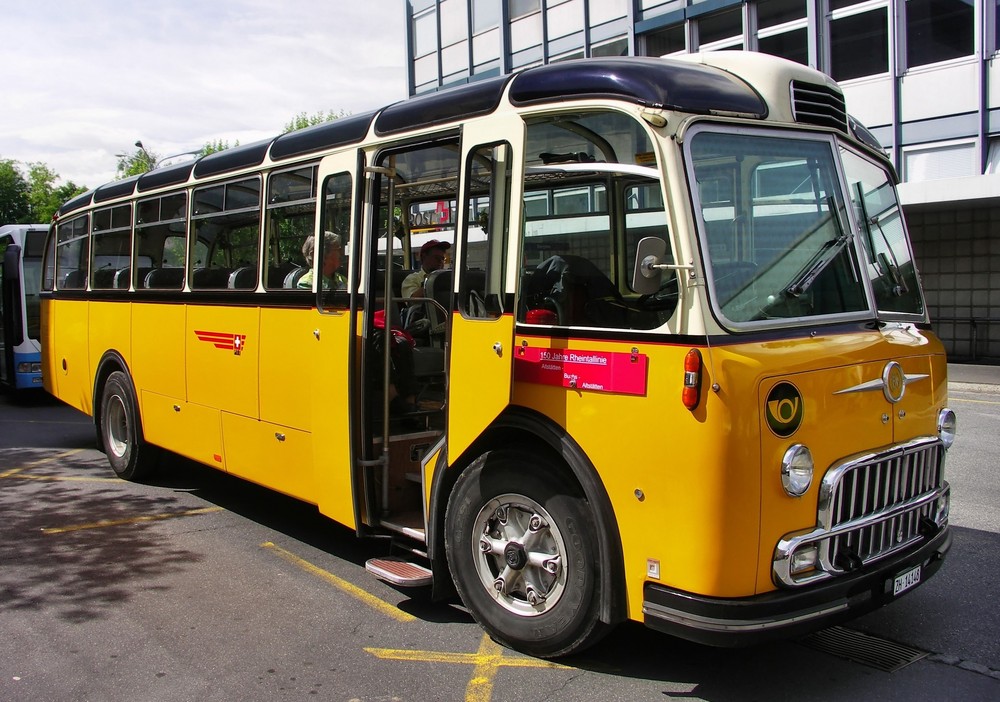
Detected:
[833,372,929,396]
[643,599,849,633]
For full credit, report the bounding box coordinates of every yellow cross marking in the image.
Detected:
[366,634,568,702]
[261,542,416,624]
[0,448,83,479]
[42,506,224,534]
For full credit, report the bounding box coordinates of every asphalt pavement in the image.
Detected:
[948,363,1000,392]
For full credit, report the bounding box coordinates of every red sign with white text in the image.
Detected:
[514,347,648,396]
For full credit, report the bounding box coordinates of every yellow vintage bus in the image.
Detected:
[42,52,955,657]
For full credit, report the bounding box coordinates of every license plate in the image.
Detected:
[893,564,921,596]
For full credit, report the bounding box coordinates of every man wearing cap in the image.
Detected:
[401,239,451,300]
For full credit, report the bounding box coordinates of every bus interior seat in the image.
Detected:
[462,269,491,317]
[60,270,88,289]
[113,267,132,289]
[144,267,185,289]
[91,268,117,289]
[523,255,627,327]
[228,266,257,290]
[191,267,232,289]
[268,261,300,288]
[423,268,452,336]
[283,266,308,288]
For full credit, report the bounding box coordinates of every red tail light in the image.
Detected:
[682,349,702,410]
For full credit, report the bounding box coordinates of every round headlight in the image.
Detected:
[937,408,956,449]
[781,444,814,497]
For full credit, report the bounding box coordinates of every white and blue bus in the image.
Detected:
[1,224,48,390]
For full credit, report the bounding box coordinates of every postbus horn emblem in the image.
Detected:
[765,382,803,438]
[882,361,905,403]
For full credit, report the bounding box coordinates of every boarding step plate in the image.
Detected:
[366,556,433,587]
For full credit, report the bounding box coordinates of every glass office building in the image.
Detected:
[405,0,1000,362]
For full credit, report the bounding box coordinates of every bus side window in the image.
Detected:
[266,165,317,290]
[460,142,510,320]
[56,215,89,290]
[136,193,187,290]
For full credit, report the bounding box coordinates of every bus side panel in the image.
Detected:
[133,303,186,401]
[89,299,131,384]
[186,305,260,419]
[44,299,92,414]
[222,412,315,503]
[512,337,761,620]
[259,307,314,432]
[310,311,355,530]
[141,390,224,469]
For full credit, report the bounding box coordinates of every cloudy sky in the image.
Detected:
[1,1,408,190]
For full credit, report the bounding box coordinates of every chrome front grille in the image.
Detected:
[774,438,949,587]
[821,440,946,573]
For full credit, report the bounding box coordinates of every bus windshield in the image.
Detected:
[688,128,869,327]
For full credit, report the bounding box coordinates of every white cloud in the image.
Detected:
[0,1,407,189]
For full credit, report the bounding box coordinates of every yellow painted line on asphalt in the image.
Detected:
[950,396,1000,406]
[0,448,84,479]
[366,634,567,702]
[261,541,416,624]
[42,506,224,534]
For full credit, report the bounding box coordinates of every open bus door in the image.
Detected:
[1,243,24,388]
[444,116,523,460]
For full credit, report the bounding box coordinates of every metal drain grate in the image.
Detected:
[800,626,929,672]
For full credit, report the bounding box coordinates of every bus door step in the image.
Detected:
[366,556,433,587]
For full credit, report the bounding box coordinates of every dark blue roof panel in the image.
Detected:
[193,138,273,179]
[374,75,512,136]
[269,111,376,161]
[509,57,767,117]
[93,175,140,203]
[138,160,197,192]
[57,189,96,217]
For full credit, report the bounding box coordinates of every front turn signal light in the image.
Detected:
[682,349,702,410]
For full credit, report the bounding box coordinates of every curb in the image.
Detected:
[948,382,999,394]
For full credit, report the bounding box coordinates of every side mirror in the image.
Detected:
[631,236,668,295]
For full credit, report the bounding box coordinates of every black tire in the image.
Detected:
[99,370,157,481]
[444,449,605,658]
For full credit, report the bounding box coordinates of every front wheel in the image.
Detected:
[444,450,605,658]
[100,370,157,481]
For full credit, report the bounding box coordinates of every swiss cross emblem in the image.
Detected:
[195,330,248,356]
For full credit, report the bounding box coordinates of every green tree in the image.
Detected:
[200,138,238,157]
[0,159,30,223]
[116,144,158,179]
[283,109,347,134]
[26,163,87,222]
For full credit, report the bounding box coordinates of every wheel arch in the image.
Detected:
[92,350,139,450]
[427,405,627,628]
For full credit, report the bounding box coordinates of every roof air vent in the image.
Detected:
[790,81,848,134]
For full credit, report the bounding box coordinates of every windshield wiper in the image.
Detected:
[785,196,853,297]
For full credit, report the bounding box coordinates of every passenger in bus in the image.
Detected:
[402,239,450,339]
[401,239,450,300]
[298,231,346,290]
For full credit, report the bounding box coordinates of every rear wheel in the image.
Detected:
[445,449,605,658]
[100,370,157,480]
